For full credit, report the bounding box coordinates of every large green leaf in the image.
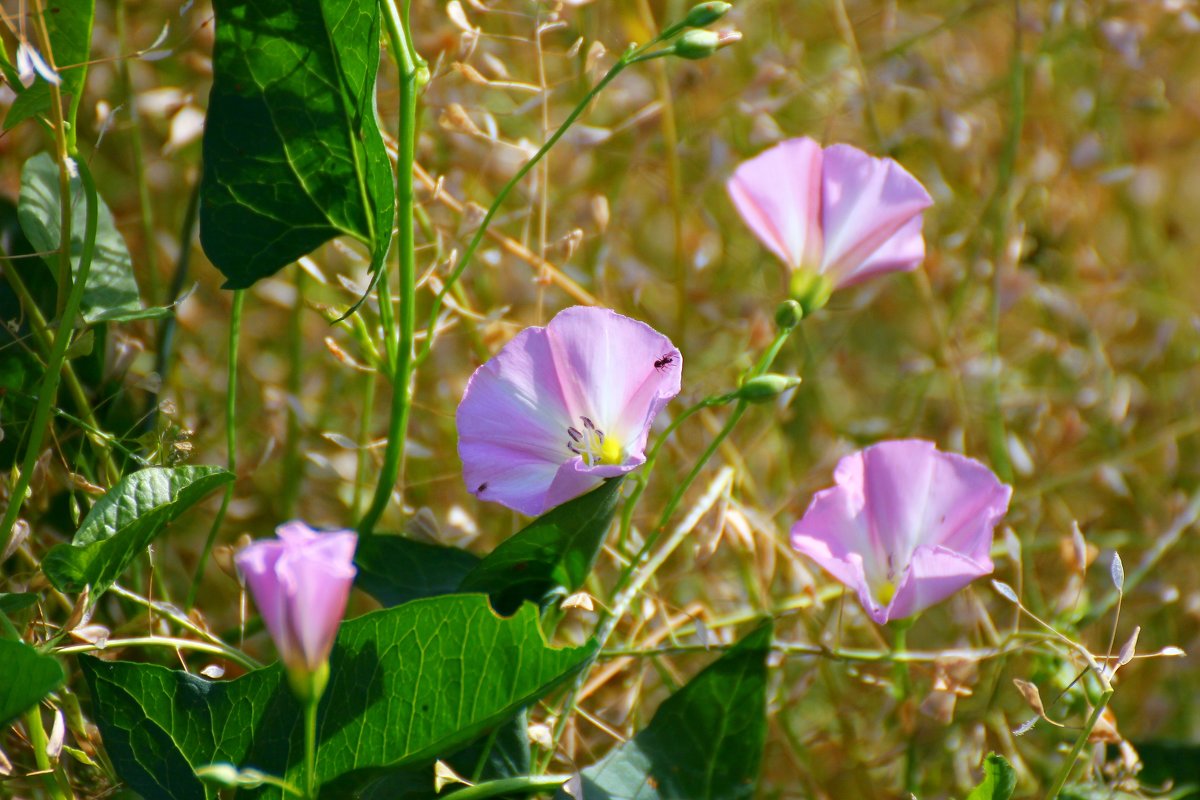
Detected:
[460,479,624,615]
[18,152,144,323]
[354,535,480,608]
[0,640,65,726]
[3,1,94,130]
[83,595,592,799]
[966,753,1017,800]
[42,466,234,595]
[200,0,394,289]
[561,619,773,800]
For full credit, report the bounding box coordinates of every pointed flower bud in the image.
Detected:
[235,521,357,701]
[673,29,722,59]
[734,374,802,403]
[774,299,804,330]
[682,2,732,28]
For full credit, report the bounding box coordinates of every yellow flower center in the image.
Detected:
[875,579,897,606]
[566,416,623,467]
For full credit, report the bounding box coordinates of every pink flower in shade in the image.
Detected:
[234,522,357,676]
[457,306,682,517]
[790,440,1011,625]
[727,137,933,297]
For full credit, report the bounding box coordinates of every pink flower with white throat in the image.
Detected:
[235,522,357,694]
[457,306,681,517]
[790,440,1011,625]
[727,137,932,306]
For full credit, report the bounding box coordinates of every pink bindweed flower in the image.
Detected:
[727,137,933,305]
[235,522,357,692]
[457,306,682,517]
[790,440,1011,625]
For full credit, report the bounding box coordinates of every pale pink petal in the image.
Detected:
[277,530,357,670]
[543,307,680,449]
[919,451,1013,565]
[458,307,680,515]
[727,138,824,270]
[883,544,993,623]
[234,539,293,664]
[819,144,932,287]
[859,439,939,564]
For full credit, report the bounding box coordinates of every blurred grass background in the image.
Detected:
[4,0,1200,796]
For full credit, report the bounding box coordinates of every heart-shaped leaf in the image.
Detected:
[18,153,144,323]
[561,618,773,800]
[0,640,65,726]
[460,478,624,615]
[354,535,480,608]
[200,0,394,289]
[84,594,592,799]
[43,466,234,595]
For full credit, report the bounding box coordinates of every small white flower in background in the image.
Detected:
[16,41,61,88]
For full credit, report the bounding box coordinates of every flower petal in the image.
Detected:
[727,137,824,270]
[819,144,932,287]
[884,544,993,622]
[920,450,1013,565]
[858,439,939,566]
[544,455,644,512]
[276,530,357,670]
[543,307,680,454]
[457,323,576,513]
[234,538,294,664]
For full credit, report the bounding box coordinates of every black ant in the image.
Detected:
[654,353,676,372]
[476,482,488,493]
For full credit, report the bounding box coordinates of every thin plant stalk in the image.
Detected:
[0,159,99,558]
[24,706,71,800]
[281,266,307,517]
[359,0,421,538]
[442,776,571,800]
[304,698,319,799]
[187,290,244,608]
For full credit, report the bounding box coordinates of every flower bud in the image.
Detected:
[673,30,721,59]
[682,1,732,28]
[774,300,804,330]
[235,521,357,703]
[734,374,802,403]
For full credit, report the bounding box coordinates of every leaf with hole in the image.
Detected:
[83,595,592,799]
[18,152,144,323]
[42,466,234,596]
[460,478,624,615]
[0,640,65,727]
[200,0,394,289]
[558,618,773,800]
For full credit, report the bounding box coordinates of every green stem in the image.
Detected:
[891,621,917,794]
[187,290,244,608]
[0,158,98,559]
[1046,688,1114,798]
[304,697,319,799]
[54,635,261,670]
[24,705,71,800]
[359,0,420,539]
[444,775,571,800]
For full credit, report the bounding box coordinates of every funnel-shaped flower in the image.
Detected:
[791,440,1011,625]
[727,137,932,297]
[235,522,357,685]
[457,306,681,516]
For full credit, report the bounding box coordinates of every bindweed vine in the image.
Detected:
[1,2,1196,799]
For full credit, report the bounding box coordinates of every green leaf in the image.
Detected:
[0,593,39,615]
[354,535,480,608]
[966,753,1017,800]
[562,618,773,800]
[18,152,144,323]
[460,479,624,615]
[3,1,94,130]
[83,595,592,800]
[42,466,234,595]
[0,640,65,727]
[200,0,395,289]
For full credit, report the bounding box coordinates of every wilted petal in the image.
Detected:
[16,42,61,88]
[726,137,823,270]
[458,306,680,515]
